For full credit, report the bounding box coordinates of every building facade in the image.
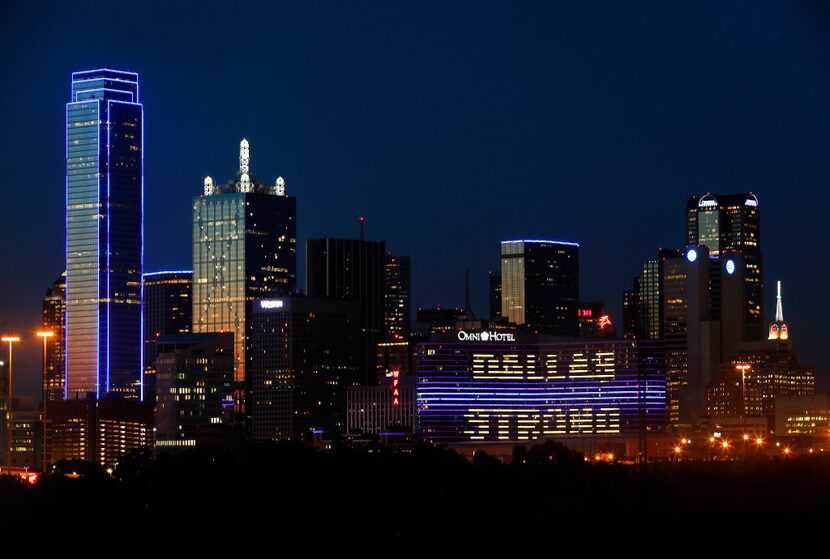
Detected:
[66,69,143,399]
[384,254,411,340]
[347,383,417,435]
[192,139,296,415]
[686,193,762,342]
[48,398,152,467]
[154,333,234,449]
[249,297,362,441]
[306,238,385,384]
[417,332,666,444]
[42,272,66,401]
[500,240,580,336]
[143,271,192,402]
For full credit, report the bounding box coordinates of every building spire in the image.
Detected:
[240,138,250,175]
[775,280,784,322]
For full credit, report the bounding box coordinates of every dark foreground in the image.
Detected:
[2,441,827,552]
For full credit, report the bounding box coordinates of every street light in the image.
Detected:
[1,336,21,467]
[36,331,54,471]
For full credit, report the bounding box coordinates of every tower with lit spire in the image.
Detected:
[192,139,296,425]
[768,280,789,342]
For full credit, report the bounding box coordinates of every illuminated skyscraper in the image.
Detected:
[192,139,296,417]
[42,272,66,401]
[384,254,410,340]
[65,69,143,399]
[142,271,192,402]
[686,193,762,341]
[500,240,579,336]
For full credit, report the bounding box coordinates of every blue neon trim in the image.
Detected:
[140,99,144,402]
[501,239,580,247]
[97,98,101,400]
[106,99,111,395]
[142,270,193,277]
[64,101,69,400]
[74,88,135,103]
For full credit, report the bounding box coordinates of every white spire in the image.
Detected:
[240,138,250,175]
[775,280,784,322]
[239,172,252,193]
[275,176,285,196]
[203,176,214,196]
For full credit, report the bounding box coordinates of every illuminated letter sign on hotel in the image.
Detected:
[260,299,284,309]
[457,330,516,342]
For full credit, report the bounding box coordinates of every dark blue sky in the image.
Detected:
[1,1,829,395]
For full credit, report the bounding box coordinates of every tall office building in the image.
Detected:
[193,139,297,414]
[143,271,192,402]
[500,240,579,336]
[384,254,411,340]
[686,193,762,342]
[640,249,682,341]
[42,272,66,401]
[306,238,386,384]
[250,297,361,440]
[154,333,234,450]
[66,69,143,400]
[622,277,641,339]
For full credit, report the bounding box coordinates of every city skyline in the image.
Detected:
[1,1,829,398]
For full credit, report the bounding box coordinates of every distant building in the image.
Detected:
[417,331,666,445]
[384,254,411,340]
[489,271,502,322]
[686,193,762,342]
[48,398,153,467]
[143,271,192,403]
[249,296,362,440]
[578,302,615,338]
[193,139,297,419]
[6,396,41,470]
[376,340,415,384]
[775,395,830,438]
[306,238,385,384]
[42,272,66,401]
[154,333,234,450]
[347,383,417,435]
[501,240,579,336]
[706,280,814,430]
[640,249,682,341]
[622,277,641,339]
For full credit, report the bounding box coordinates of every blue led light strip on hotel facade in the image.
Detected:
[417,337,666,443]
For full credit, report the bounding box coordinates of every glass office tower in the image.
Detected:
[500,240,580,336]
[193,140,296,416]
[686,193,762,341]
[65,69,143,400]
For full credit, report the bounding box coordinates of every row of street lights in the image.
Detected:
[2,332,54,470]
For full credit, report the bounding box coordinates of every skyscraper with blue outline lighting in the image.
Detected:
[65,69,143,400]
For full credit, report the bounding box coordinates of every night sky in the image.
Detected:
[1,1,829,396]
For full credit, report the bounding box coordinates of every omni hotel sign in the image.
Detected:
[457,330,516,342]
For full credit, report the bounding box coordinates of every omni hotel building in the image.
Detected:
[417,330,666,446]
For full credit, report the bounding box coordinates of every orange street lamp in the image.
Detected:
[36,331,54,471]
[1,336,21,467]
[755,437,764,447]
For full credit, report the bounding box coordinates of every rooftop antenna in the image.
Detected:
[775,280,784,322]
[359,216,365,241]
